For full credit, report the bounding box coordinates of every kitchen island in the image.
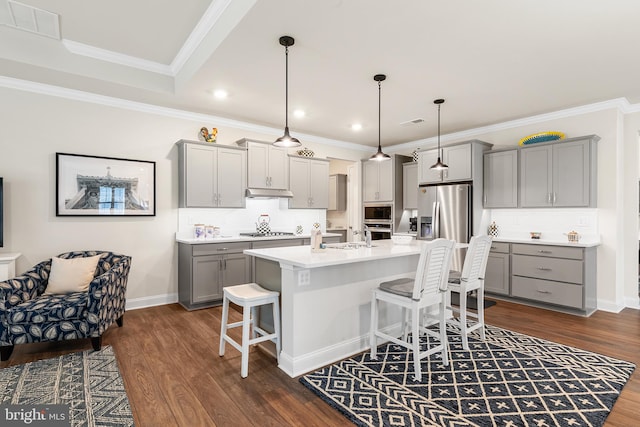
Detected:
[244,239,437,377]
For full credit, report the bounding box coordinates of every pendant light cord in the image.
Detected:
[378,80,381,150]
[284,45,289,130]
[437,102,441,156]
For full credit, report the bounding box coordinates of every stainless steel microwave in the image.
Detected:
[364,204,392,222]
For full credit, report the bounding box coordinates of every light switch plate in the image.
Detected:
[298,269,311,287]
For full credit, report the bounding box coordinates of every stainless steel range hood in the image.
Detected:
[245,188,294,198]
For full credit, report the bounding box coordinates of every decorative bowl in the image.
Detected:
[296,147,315,157]
[391,235,414,245]
[518,131,565,146]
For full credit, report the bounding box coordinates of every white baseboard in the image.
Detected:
[596,298,627,313]
[126,293,178,311]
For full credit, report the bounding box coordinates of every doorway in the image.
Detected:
[328,158,360,242]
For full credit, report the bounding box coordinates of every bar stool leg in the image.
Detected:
[241,304,252,378]
[219,294,230,356]
[272,299,281,364]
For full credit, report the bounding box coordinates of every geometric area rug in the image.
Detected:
[0,346,134,426]
[300,325,635,427]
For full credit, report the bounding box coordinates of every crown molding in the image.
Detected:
[388,97,637,153]
[0,75,370,152]
[62,39,173,76]
[2,76,639,155]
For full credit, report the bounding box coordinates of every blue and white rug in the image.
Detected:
[300,325,635,427]
[0,346,134,426]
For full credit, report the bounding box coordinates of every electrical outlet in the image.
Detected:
[298,269,311,287]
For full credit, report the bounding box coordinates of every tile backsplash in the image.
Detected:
[488,208,598,240]
[177,198,326,238]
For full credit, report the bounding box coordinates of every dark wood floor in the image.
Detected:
[1,300,638,426]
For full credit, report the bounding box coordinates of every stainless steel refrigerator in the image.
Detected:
[417,183,471,271]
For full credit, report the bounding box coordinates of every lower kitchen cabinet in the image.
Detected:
[178,242,251,310]
[484,242,510,295]
[484,241,597,315]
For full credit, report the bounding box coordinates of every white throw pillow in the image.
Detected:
[44,255,101,295]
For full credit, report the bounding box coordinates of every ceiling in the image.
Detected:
[2,0,640,150]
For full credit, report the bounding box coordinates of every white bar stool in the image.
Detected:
[219,283,281,378]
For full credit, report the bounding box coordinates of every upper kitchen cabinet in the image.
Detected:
[177,140,246,208]
[329,174,347,211]
[288,156,329,209]
[519,135,598,208]
[483,149,518,208]
[236,138,288,189]
[402,162,418,210]
[363,159,394,202]
[417,140,492,185]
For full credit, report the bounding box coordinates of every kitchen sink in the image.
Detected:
[325,242,377,250]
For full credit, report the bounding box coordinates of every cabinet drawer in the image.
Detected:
[192,242,251,256]
[512,276,583,309]
[512,254,583,284]
[512,243,583,260]
[252,239,304,249]
[489,242,510,254]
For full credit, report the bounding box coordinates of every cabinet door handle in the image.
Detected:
[536,267,551,271]
[217,248,229,251]
[213,193,218,204]
[217,193,221,206]
[536,289,552,294]
[310,197,314,206]
[223,259,227,270]
[553,192,557,204]
[484,194,487,205]
[490,246,497,250]
[537,250,552,254]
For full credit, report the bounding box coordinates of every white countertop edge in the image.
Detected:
[491,236,601,248]
[176,232,341,244]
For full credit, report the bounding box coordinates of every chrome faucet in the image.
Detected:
[363,225,372,248]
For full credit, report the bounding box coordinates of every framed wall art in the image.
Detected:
[56,152,156,217]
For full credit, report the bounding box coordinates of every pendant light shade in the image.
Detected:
[274,35,301,148]
[430,98,449,170]
[369,74,391,161]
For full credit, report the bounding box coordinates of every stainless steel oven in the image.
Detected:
[365,222,392,240]
[364,204,393,240]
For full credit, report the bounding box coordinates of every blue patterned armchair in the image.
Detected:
[0,251,131,361]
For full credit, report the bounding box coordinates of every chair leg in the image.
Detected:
[477,285,486,342]
[219,295,230,357]
[116,315,124,327]
[411,306,421,382]
[91,336,102,351]
[1,345,14,361]
[439,299,449,366]
[272,300,281,365]
[240,305,251,378]
[369,296,379,360]
[460,290,469,351]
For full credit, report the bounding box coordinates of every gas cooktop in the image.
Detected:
[239,232,296,237]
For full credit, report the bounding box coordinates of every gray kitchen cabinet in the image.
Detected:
[483,149,518,208]
[363,159,393,202]
[178,242,251,310]
[519,135,598,208]
[484,242,510,295]
[177,140,246,208]
[236,138,288,190]
[510,243,596,315]
[288,156,329,209]
[402,162,418,210]
[417,141,491,185]
[329,174,347,211]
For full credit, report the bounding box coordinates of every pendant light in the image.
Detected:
[430,98,449,170]
[369,74,391,161]
[274,35,301,148]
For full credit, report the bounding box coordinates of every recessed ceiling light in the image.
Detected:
[293,109,305,118]
[213,89,228,99]
[351,123,362,131]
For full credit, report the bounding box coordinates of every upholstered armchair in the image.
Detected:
[0,251,131,361]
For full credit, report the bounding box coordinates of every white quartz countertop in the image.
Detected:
[245,240,466,269]
[491,236,600,248]
[176,232,341,244]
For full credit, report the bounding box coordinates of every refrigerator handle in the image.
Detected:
[433,201,440,238]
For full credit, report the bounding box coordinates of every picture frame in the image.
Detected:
[56,152,156,217]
